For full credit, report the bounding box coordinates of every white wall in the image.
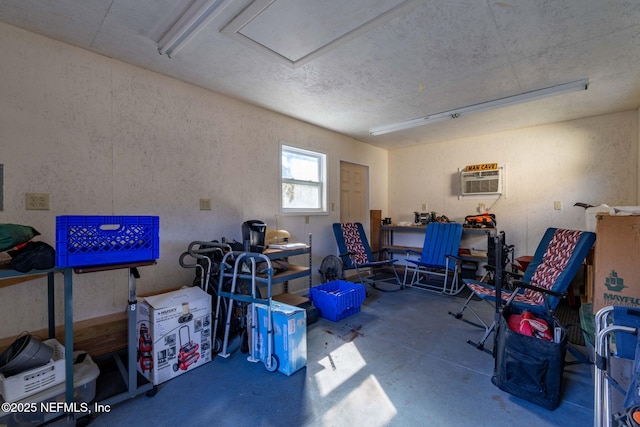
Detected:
[0,22,389,337]
[389,111,639,257]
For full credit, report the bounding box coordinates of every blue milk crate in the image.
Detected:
[56,216,159,267]
[309,280,366,321]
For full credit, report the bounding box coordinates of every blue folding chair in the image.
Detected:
[404,222,463,295]
[332,222,402,291]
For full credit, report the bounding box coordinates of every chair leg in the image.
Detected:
[405,266,420,288]
[449,291,475,319]
[442,265,453,295]
[353,266,368,286]
[409,266,417,286]
[391,266,404,289]
[357,264,403,292]
[463,303,492,333]
[410,268,432,290]
[402,264,413,288]
[442,269,463,296]
[407,268,446,293]
[466,320,496,354]
[407,264,463,295]
[449,294,495,353]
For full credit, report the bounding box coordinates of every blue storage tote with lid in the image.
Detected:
[309,280,366,321]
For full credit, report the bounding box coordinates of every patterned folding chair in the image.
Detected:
[450,227,596,351]
[332,222,402,291]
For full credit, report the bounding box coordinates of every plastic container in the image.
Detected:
[56,215,160,267]
[0,334,54,377]
[585,204,609,232]
[0,339,65,403]
[309,280,366,321]
[0,351,99,427]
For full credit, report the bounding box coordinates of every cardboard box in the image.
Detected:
[137,286,212,385]
[253,301,306,376]
[592,214,640,312]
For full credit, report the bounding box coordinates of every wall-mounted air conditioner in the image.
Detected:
[460,167,503,196]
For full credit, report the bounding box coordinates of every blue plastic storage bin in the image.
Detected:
[309,280,366,321]
[56,216,159,267]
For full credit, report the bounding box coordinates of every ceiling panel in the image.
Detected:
[0,0,638,148]
[223,0,420,66]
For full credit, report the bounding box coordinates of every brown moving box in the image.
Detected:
[592,214,640,313]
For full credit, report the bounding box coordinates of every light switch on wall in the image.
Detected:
[199,198,211,210]
[554,201,563,210]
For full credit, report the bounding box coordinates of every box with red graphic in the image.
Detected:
[136,286,211,385]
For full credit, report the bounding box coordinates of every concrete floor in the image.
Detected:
[85,286,593,427]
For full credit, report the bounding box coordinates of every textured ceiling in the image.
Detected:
[0,0,639,149]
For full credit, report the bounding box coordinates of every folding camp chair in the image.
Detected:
[594,306,640,427]
[332,222,402,291]
[404,222,464,295]
[450,227,596,352]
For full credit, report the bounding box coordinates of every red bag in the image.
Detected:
[507,311,553,341]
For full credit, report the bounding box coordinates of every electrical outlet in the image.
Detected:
[199,198,211,210]
[421,203,427,211]
[25,193,50,210]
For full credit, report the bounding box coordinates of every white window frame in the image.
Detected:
[280,143,327,215]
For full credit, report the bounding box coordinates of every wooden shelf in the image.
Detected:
[0,312,128,358]
[384,245,421,253]
[0,266,57,289]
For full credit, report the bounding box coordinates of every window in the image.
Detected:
[281,144,327,214]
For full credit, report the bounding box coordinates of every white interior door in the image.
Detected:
[340,161,368,225]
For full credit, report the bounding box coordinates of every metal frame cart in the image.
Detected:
[73,261,158,405]
[213,251,279,372]
[594,306,640,427]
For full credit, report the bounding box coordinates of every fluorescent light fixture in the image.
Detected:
[158,0,233,57]
[369,78,589,136]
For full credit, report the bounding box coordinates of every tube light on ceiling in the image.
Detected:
[158,0,234,58]
[369,78,590,136]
